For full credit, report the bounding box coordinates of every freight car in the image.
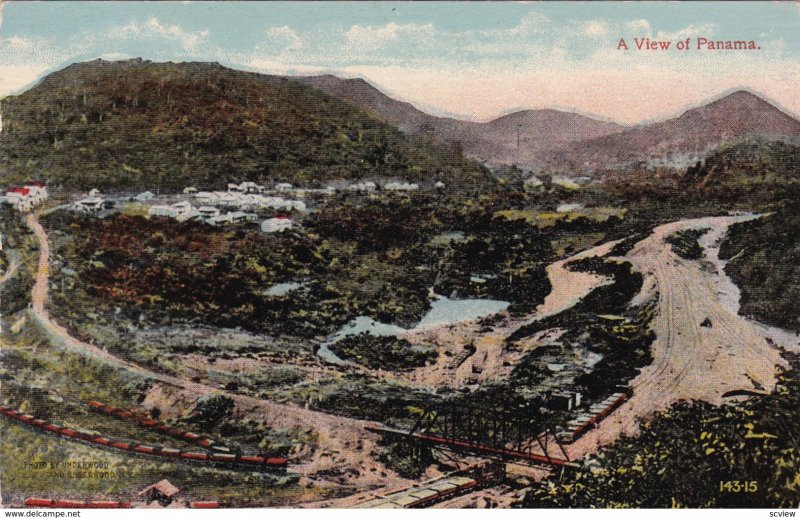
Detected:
[556,389,631,444]
[0,405,287,471]
[25,498,131,508]
[87,401,230,452]
[355,476,478,509]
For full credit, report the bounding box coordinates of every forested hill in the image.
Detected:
[0,59,492,192]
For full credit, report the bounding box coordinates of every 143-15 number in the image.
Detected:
[719,480,758,493]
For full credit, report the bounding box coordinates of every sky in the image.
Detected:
[1,1,799,124]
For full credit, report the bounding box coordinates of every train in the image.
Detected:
[556,389,631,444]
[88,401,229,451]
[0,404,287,470]
[25,498,131,508]
[355,476,477,509]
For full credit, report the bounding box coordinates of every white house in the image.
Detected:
[171,201,193,214]
[73,196,105,214]
[227,183,244,193]
[89,188,101,197]
[262,217,293,233]
[25,182,49,204]
[197,206,220,219]
[274,182,293,192]
[434,181,446,190]
[4,188,33,212]
[384,181,419,191]
[348,181,377,192]
[215,192,243,208]
[207,213,233,226]
[238,182,264,194]
[134,191,155,202]
[183,187,198,195]
[195,191,218,203]
[148,205,177,218]
[176,209,201,223]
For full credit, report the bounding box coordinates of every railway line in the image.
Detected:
[0,404,288,471]
[88,401,230,452]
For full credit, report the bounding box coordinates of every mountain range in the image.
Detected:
[1,59,799,192]
[299,75,800,173]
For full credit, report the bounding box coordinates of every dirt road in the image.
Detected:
[23,213,397,490]
[567,215,789,458]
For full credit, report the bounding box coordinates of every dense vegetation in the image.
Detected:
[0,59,492,191]
[683,138,800,194]
[44,192,559,340]
[523,363,800,508]
[329,334,437,370]
[720,204,800,332]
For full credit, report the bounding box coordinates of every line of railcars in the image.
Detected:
[0,404,287,470]
[88,401,229,451]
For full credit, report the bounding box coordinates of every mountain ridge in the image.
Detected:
[297,74,800,173]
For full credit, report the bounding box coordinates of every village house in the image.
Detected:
[194,191,219,203]
[183,187,198,195]
[384,181,419,191]
[139,479,180,507]
[238,181,264,194]
[175,208,201,223]
[274,182,293,192]
[133,191,155,202]
[348,181,377,192]
[197,206,220,219]
[207,213,233,226]
[262,216,293,233]
[2,181,48,212]
[25,181,49,204]
[215,192,243,208]
[3,188,33,211]
[171,201,193,214]
[72,196,107,214]
[148,205,177,218]
[88,188,101,197]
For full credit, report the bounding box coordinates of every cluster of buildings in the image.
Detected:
[1,181,48,212]
[148,201,259,226]
[145,183,304,232]
[342,180,444,192]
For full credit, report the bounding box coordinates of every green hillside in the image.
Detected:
[682,138,800,202]
[0,59,491,192]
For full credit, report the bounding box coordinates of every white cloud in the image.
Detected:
[626,19,651,33]
[583,20,608,38]
[344,22,434,49]
[265,26,303,51]
[114,17,210,50]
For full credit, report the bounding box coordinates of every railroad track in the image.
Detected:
[0,404,287,471]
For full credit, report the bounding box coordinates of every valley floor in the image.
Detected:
[2,209,796,507]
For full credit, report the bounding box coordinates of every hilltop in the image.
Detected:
[0,59,492,192]
[552,90,800,173]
